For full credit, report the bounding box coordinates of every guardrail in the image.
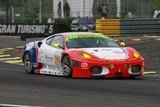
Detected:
[96,19,160,36]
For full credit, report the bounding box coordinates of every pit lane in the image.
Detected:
[0,35,160,107]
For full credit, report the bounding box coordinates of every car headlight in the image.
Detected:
[82,27,87,29]
[78,51,92,59]
[82,53,91,59]
[133,51,140,58]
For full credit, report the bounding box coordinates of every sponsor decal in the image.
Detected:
[45,55,53,60]
[67,34,106,40]
[54,55,60,64]
[81,62,88,68]
[113,51,124,54]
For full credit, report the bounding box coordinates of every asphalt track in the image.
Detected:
[0,36,160,107]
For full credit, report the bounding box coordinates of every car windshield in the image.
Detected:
[79,19,87,25]
[85,18,94,24]
[78,18,94,25]
[66,34,118,48]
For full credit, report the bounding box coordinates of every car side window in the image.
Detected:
[72,19,78,25]
[50,35,64,48]
[46,37,53,45]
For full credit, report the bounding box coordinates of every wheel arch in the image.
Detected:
[23,51,31,62]
[61,53,70,62]
[23,48,37,63]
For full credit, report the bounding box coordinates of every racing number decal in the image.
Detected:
[54,55,60,64]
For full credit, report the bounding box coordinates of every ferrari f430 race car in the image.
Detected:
[23,32,144,78]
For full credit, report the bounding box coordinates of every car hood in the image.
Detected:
[81,48,128,60]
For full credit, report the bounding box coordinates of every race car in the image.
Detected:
[23,32,144,78]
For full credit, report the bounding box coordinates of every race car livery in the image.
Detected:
[23,32,144,78]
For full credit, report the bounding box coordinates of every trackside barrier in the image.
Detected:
[96,19,120,36]
[96,19,160,36]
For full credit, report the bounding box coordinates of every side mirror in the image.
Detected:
[53,43,64,49]
[119,41,126,47]
[53,44,59,48]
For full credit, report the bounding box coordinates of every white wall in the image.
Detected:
[53,0,93,18]
[53,0,64,18]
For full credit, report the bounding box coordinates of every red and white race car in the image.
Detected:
[23,32,144,78]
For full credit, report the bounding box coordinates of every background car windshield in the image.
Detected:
[85,18,94,24]
[79,19,87,25]
[67,37,118,48]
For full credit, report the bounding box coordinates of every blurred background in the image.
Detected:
[0,0,160,23]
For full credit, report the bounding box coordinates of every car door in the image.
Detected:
[38,35,64,75]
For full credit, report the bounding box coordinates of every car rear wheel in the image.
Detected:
[61,55,72,77]
[23,52,34,74]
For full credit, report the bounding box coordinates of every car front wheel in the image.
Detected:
[61,55,72,77]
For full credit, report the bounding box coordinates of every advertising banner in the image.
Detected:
[0,23,55,36]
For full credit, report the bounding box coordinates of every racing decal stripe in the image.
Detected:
[35,42,39,73]
[35,62,43,74]
[34,41,43,74]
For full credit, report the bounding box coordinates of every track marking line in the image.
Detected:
[0,57,21,61]
[15,45,24,49]
[0,54,11,58]
[0,103,43,107]
[131,38,141,41]
[4,47,15,50]
[5,59,22,63]
[0,52,4,55]
[155,38,160,41]
[143,71,156,75]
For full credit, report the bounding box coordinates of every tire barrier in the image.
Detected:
[96,19,160,36]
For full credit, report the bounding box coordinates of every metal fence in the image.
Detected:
[0,0,159,23]
[93,0,154,19]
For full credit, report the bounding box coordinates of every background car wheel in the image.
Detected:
[23,52,35,74]
[61,55,72,77]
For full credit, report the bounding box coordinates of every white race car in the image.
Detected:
[23,32,144,78]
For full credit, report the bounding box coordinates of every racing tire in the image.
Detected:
[61,55,72,77]
[23,52,35,74]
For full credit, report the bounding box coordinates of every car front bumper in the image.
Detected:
[71,58,144,78]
